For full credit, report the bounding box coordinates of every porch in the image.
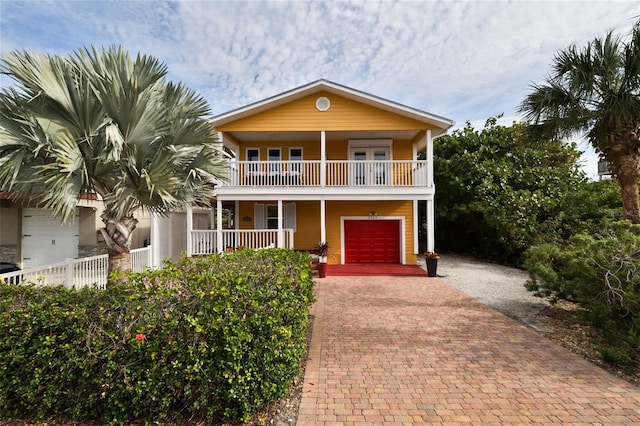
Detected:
[189,229,295,256]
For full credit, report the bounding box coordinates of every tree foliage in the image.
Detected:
[0,46,228,273]
[434,118,588,264]
[519,20,640,223]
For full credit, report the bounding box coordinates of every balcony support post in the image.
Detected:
[150,213,160,268]
[426,197,435,252]
[216,199,223,253]
[413,199,419,255]
[320,130,326,187]
[277,199,284,248]
[320,198,326,243]
[426,130,433,187]
[186,205,193,257]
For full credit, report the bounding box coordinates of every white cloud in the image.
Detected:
[1,0,636,177]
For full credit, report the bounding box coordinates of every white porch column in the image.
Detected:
[216,199,223,252]
[186,205,193,257]
[320,198,326,242]
[277,199,284,248]
[412,200,419,255]
[150,213,160,268]
[320,130,326,187]
[426,130,434,188]
[209,207,215,230]
[426,198,435,252]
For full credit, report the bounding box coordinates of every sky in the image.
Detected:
[1,0,638,178]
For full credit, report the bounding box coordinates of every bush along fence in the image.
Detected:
[0,248,315,424]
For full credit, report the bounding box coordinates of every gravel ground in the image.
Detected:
[420,254,552,331]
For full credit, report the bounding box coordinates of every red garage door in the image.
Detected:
[344,219,401,263]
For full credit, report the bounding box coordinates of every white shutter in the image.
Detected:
[284,203,296,232]
[254,203,266,229]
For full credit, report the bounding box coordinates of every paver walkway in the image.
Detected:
[298,276,640,425]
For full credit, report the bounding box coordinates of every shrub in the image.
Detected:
[0,248,315,424]
[524,221,640,365]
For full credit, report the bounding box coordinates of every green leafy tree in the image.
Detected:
[0,46,227,275]
[434,118,585,264]
[519,21,640,223]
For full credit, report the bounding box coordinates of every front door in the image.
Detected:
[349,146,390,185]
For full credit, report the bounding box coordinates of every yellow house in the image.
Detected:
[184,80,453,265]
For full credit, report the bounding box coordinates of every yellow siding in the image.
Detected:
[217,91,434,132]
[236,200,416,264]
[392,141,413,160]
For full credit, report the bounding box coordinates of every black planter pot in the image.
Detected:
[426,258,438,277]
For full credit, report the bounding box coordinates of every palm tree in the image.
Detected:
[519,21,640,223]
[0,46,228,276]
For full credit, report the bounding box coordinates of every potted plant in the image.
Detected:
[424,251,440,277]
[315,241,329,278]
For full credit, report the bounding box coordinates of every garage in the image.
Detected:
[344,219,401,263]
[22,208,79,269]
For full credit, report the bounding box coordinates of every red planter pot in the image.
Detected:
[318,263,328,278]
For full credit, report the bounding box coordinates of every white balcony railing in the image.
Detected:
[190,229,295,256]
[223,160,428,187]
[1,246,153,289]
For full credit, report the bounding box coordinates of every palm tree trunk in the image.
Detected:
[616,154,640,224]
[101,214,138,282]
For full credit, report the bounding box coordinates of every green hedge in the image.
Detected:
[0,248,315,424]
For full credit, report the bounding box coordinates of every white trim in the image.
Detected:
[340,216,406,265]
[320,199,326,243]
[277,200,284,248]
[413,200,419,255]
[186,205,193,257]
[216,199,223,252]
[426,130,433,188]
[316,96,331,111]
[216,188,435,201]
[426,199,435,252]
[320,131,326,187]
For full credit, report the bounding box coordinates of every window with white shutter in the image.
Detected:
[285,203,296,232]
[254,203,265,229]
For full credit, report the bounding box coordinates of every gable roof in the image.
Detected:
[210,79,454,134]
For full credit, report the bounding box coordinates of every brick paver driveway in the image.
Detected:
[298,276,640,425]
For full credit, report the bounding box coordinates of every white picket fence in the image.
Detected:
[0,247,153,289]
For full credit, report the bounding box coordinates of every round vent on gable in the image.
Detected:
[315,96,331,111]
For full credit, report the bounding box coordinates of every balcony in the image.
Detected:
[222,160,429,188]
